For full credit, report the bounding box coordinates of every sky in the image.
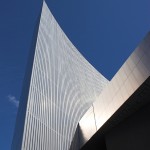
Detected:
[0,0,150,149]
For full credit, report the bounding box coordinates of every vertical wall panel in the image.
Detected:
[12,1,108,150]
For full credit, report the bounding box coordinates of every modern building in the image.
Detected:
[12,1,150,150]
[75,33,150,150]
[11,2,108,150]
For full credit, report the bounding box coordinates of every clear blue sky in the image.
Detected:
[0,0,150,149]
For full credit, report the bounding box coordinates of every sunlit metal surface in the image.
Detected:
[79,32,150,148]
[11,2,108,150]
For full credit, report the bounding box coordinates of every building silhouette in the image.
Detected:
[12,1,150,150]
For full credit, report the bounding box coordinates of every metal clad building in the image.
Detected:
[11,2,108,150]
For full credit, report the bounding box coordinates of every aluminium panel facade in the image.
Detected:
[12,2,108,150]
[79,32,150,148]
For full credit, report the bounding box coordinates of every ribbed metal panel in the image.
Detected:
[13,2,108,150]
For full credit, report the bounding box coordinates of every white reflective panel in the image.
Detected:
[79,106,97,142]
[19,2,108,150]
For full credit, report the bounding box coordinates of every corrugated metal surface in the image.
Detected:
[12,2,108,150]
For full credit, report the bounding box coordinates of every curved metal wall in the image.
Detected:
[15,2,108,150]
